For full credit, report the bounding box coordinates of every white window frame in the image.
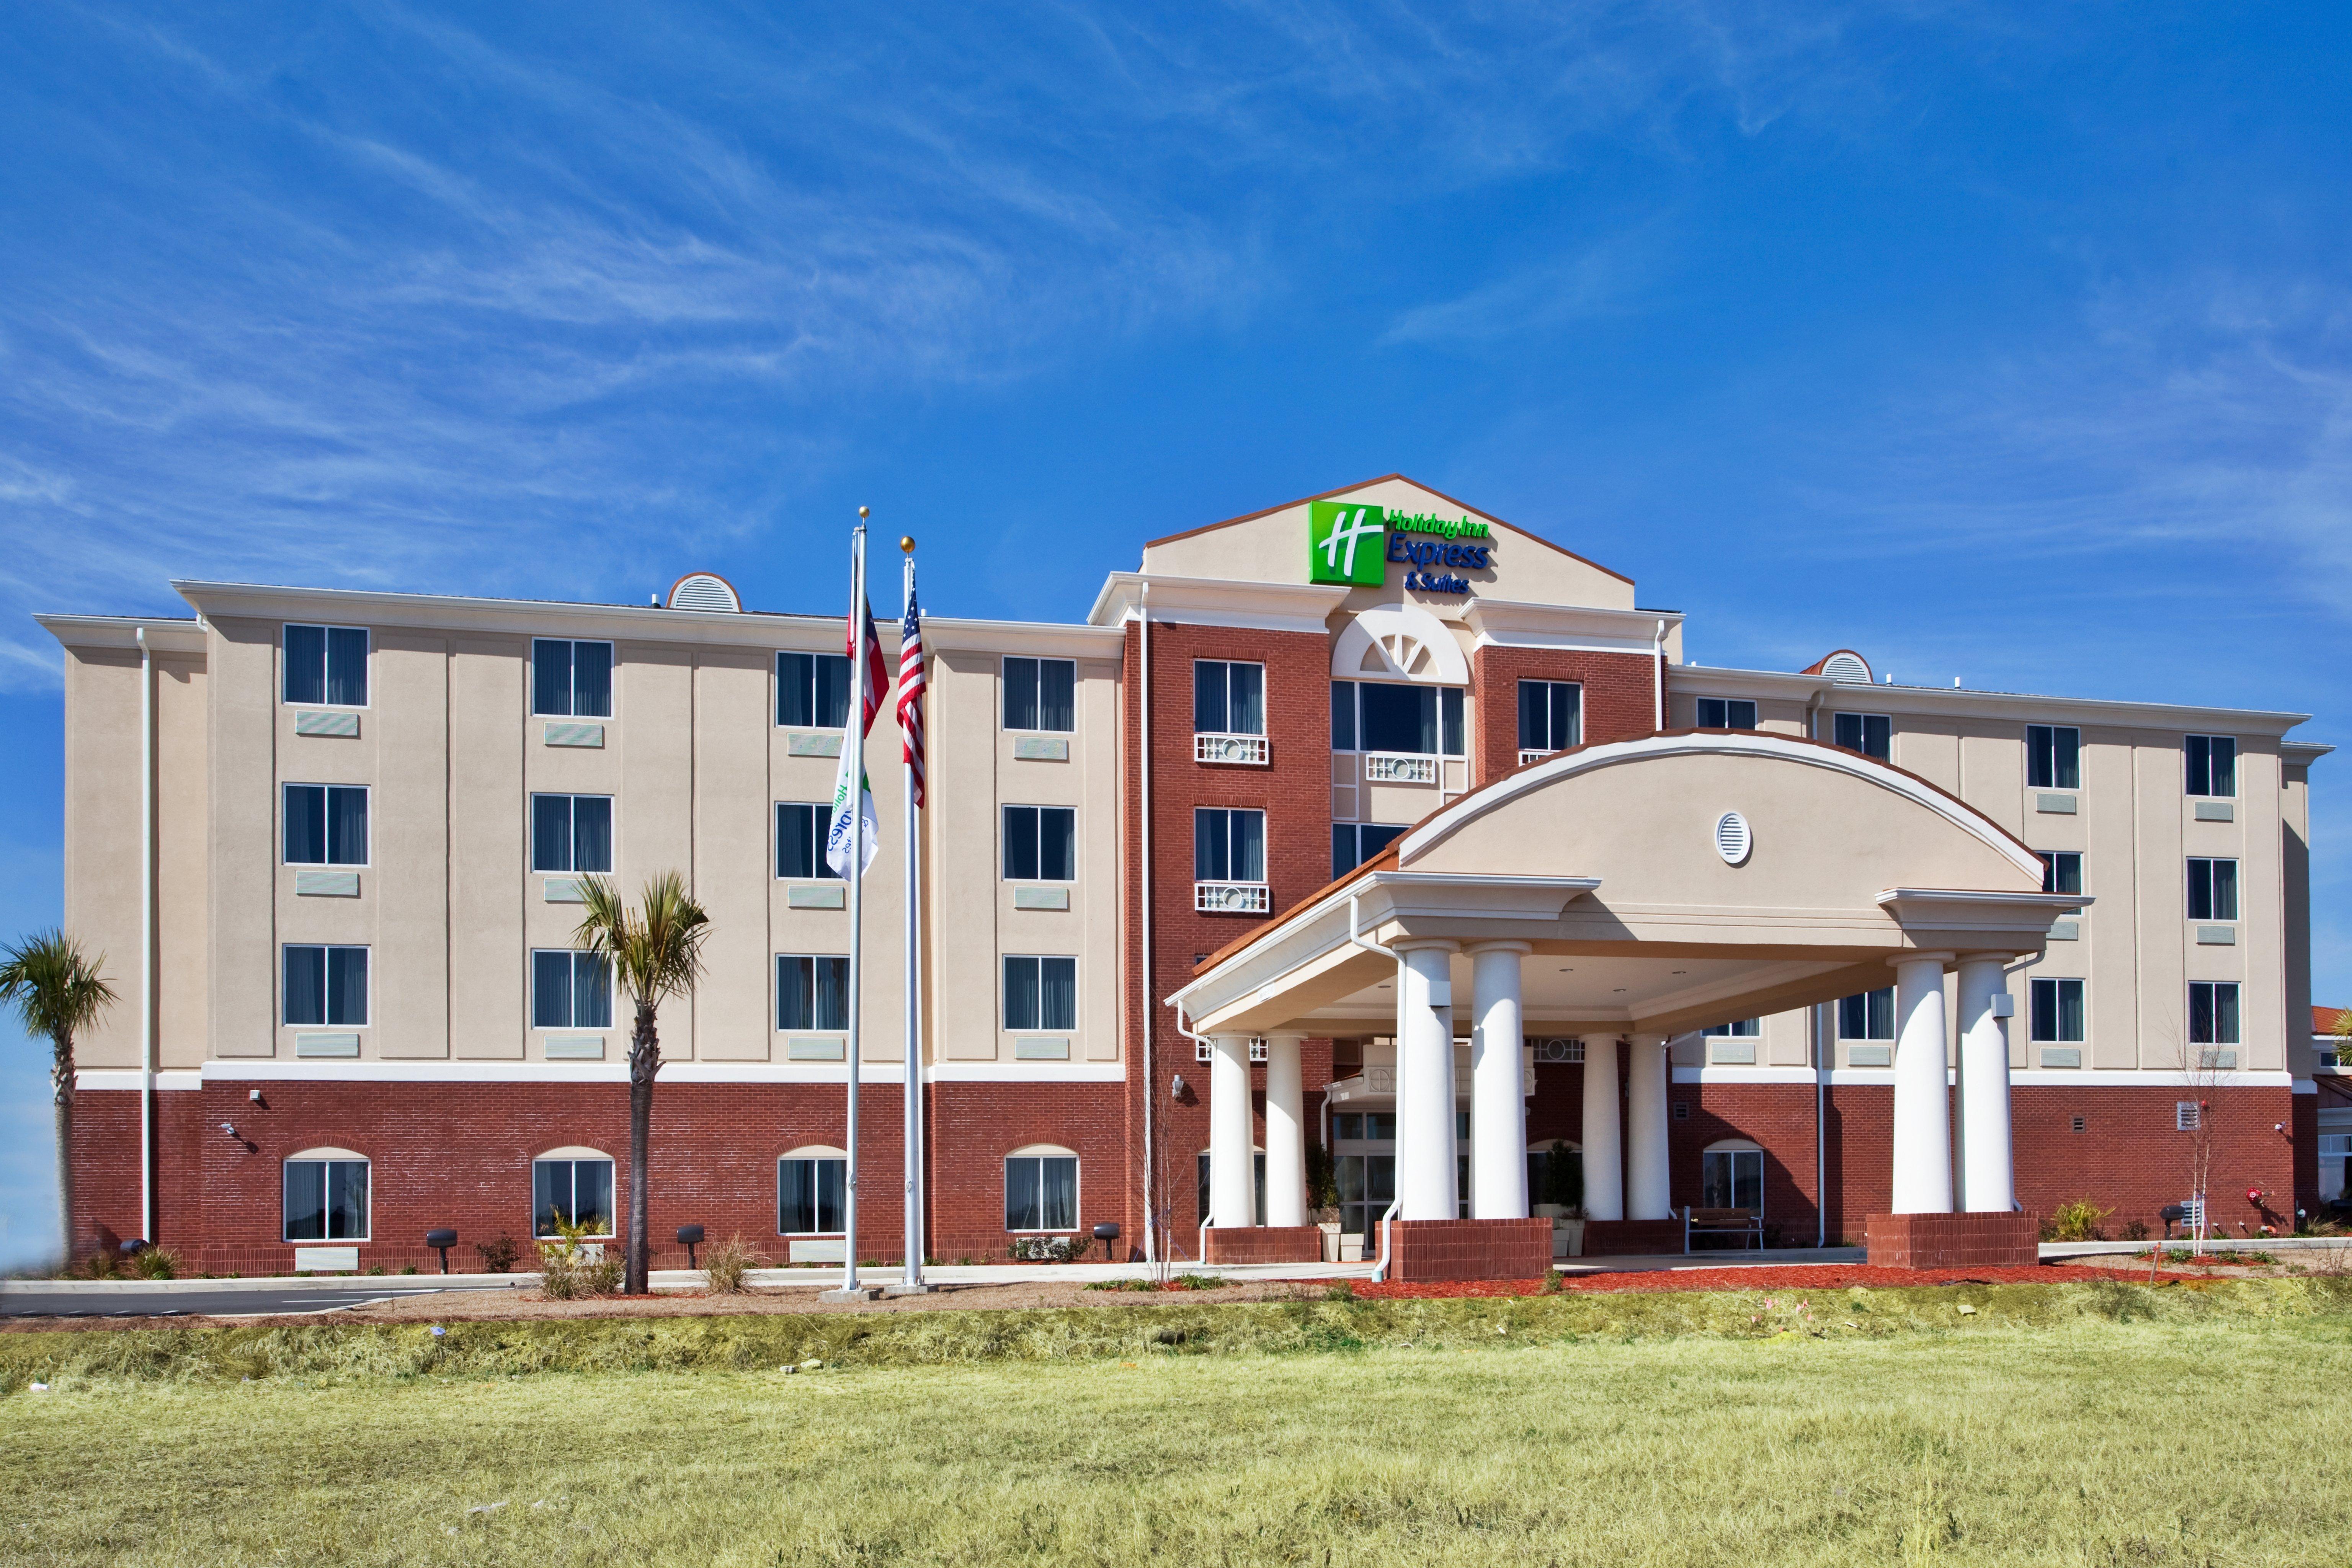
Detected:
[281,623,371,709]
[531,949,614,1031]
[1331,822,1406,880]
[2038,851,2083,896]
[1004,1145,1080,1233]
[1695,697,1756,732]
[1002,954,1079,1033]
[2187,857,2239,923]
[1832,711,1892,760]
[775,801,843,881]
[532,1150,617,1239]
[531,638,615,720]
[1192,660,1267,738]
[1001,804,1077,883]
[2184,734,2238,799]
[1331,680,1466,760]
[775,650,852,731]
[776,954,851,1033]
[1518,679,1584,755]
[2188,982,2241,1047]
[282,943,369,1028]
[282,1149,371,1243]
[2030,977,2086,1044]
[1838,988,1895,1041]
[531,792,616,875]
[1001,656,1077,735]
[1704,1018,1761,1037]
[2027,724,2081,791]
[282,782,370,867]
[777,1145,848,1236]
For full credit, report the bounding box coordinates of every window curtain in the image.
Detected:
[572,642,612,717]
[1039,957,1076,1031]
[1004,957,1040,1031]
[1192,662,1227,733]
[326,1161,369,1240]
[1229,811,1264,882]
[284,1161,327,1240]
[1040,1156,1078,1230]
[532,796,573,872]
[284,785,325,864]
[573,954,612,1029]
[328,787,368,866]
[779,1159,846,1233]
[571,797,612,874]
[326,947,368,1026]
[284,946,326,1026]
[1006,1157,1041,1230]
[1005,806,1039,879]
[1038,808,1075,880]
[325,628,368,707]
[532,639,573,716]
[1037,660,1074,732]
[532,951,573,1029]
[283,626,325,704]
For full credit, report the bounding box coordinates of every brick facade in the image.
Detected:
[1864,1211,2040,1268]
[1470,645,1659,781]
[1386,1217,1551,1281]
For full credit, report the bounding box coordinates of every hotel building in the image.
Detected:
[38,476,2333,1276]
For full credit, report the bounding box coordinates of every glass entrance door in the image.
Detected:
[1333,1110,1472,1232]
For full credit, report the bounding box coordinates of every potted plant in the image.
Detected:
[1534,1141,1587,1258]
[1307,1142,1344,1262]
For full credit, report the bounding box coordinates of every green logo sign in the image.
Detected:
[1308,501,1494,591]
[1309,501,1389,586]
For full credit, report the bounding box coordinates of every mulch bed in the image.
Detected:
[1348,1263,2203,1299]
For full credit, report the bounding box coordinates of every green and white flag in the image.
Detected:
[825,591,887,879]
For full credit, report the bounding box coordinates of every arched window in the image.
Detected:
[1702,1139,1764,1214]
[283,1147,369,1243]
[777,1145,847,1236]
[1526,1139,1583,1211]
[1005,1145,1078,1233]
[532,1146,615,1238]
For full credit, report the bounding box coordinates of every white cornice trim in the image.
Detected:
[924,617,1124,658]
[1088,572,1349,634]
[1672,663,2310,734]
[1673,1066,2297,1088]
[1462,598,1682,655]
[81,1059,1126,1087]
[1401,731,2047,883]
[34,615,208,655]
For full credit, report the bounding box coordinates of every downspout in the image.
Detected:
[1806,680,1826,1249]
[1137,584,1155,1264]
[137,626,154,1245]
[1651,619,1666,732]
[1173,999,1207,1264]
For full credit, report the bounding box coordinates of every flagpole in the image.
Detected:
[889,536,933,1295]
[825,511,875,1302]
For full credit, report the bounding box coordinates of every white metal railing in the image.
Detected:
[1194,732,1269,766]
[1362,752,1436,784]
[1194,881,1269,914]
[1518,748,1557,768]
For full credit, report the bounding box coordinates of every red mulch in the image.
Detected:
[1347,1263,2199,1299]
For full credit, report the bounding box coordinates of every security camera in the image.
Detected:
[220,1122,238,1139]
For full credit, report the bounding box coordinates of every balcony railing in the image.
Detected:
[1518,748,1558,768]
[1362,752,1436,784]
[1195,880,1270,914]
[1194,732,1269,766]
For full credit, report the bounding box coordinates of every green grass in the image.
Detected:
[4,1282,2350,1565]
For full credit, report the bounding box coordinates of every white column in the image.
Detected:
[1394,941,1460,1222]
[1467,943,1531,1220]
[1626,1034,1673,1221]
[1578,1034,1623,1222]
[1263,1034,1307,1228]
[1208,1033,1256,1228]
[1890,953,1956,1214]
[1956,956,2015,1213]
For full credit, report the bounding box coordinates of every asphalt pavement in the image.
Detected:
[1,1282,521,1318]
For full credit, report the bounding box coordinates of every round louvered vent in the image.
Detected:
[1715,811,1753,866]
[1822,650,1871,685]
[666,572,741,612]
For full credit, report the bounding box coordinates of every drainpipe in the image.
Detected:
[1137,584,1155,1264]
[1651,619,1667,732]
[1806,683,1826,1248]
[1172,1000,1208,1264]
[137,626,154,1245]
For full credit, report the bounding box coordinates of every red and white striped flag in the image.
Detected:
[897,573,926,807]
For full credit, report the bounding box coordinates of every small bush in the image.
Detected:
[1323,1281,1356,1302]
[474,1233,521,1274]
[703,1235,767,1294]
[2043,1199,2112,1243]
[130,1247,180,1281]
[1008,1235,1093,1263]
[81,1250,119,1281]
[2121,1219,2149,1241]
[537,1212,622,1299]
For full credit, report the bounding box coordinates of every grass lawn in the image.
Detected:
[3,1286,2349,1565]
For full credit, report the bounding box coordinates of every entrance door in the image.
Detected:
[1333,1110,1471,1233]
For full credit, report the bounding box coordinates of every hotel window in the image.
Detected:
[1193,661,1265,736]
[1695,697,1756,732]
[1839,987,1895,1040]
[532,639,613,719]
[283,624,368,707]
[1003,657,1075,733]
[1519,681,1583,751]
[2187,858,2239,922]
[1196,1150,1269,1227]
[1002,805,1076,882]
[776,802,841,880]
[2027,725,2081,791]
[1832,712,1892,760]
[284,944,368,1027]
[2030,978,2085,1044]
[778,1150,847,1235]
[2185,735,2237,798]
[2039,851,2084,896]
[283,784,368,866]
[1331,681,1465,757]
[1194,807,1265,884]
[1332,822,1406,880]
[532,794,613,875]
[2189,982,2241,1047]
[776,652,851,729]
[1005,1147,1079,1232]
[1705,1018,1761,1037]
[1700,1143,1764,1213]
[283,1153,370,1243]
[777,955,850,1032]
[532,1153,614,1238]
[531,950,613,1030]
[1003,956,1077,1032]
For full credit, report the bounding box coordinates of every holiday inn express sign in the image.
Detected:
[1308,501,1493,595]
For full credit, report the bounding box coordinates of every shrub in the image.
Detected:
[131,1247,180,1281]
[1008,1235,1093,1263]
[81,1250,119,1281]
[474,1233,521,1274]
[2043,1199,2112,1243]
[2121,1219,2149,1241]
[537,1212,622,1299]
[1323,1281,1356,1302]
[703,1235,767,1294]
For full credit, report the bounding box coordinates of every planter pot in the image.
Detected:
[1553,1219,1586,1259]
[1317,1222,1343,1264]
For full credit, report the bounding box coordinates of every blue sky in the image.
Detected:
[1,3,2345,1266]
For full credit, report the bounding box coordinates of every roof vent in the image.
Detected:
[1821,650,1871,684]
[1714,811,1753,867]
[666,573,741,613]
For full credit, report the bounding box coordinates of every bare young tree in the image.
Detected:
[2173,1035,2238,1259]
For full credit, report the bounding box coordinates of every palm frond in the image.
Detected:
[0,929,118,1047]
[570,871,710,1009]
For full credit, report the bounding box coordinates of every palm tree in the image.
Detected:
[573,871,710,1294]
[0,931,120,1265]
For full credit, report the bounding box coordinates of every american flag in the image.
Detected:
[896,573,926,807]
